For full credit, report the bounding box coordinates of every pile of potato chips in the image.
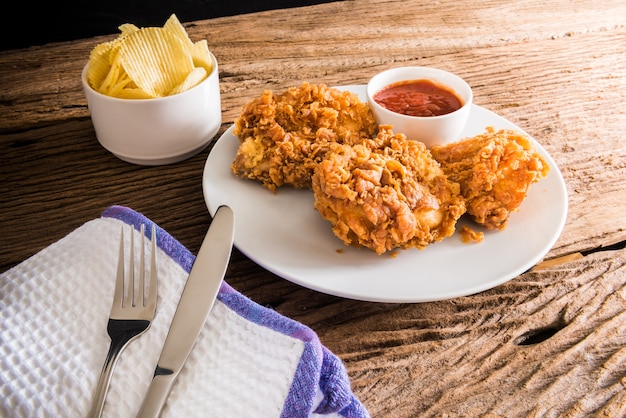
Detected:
[86,14,213,99]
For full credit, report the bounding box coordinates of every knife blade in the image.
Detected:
[136,205,235,418]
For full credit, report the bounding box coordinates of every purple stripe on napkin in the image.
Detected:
[101,205,369,418]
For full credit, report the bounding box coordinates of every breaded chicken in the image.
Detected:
[431,127,550,230]
[231,82,378,191]
[312,125,466,255]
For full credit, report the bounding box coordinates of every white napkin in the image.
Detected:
[0,206,369,418]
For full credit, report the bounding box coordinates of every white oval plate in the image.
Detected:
[202,85,568,303]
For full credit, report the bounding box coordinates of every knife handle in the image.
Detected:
[136,372,177,418]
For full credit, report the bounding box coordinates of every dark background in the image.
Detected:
[3,0,337,50]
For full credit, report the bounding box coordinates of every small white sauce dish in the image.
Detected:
[81,52,222,165]
[366,66,473,148]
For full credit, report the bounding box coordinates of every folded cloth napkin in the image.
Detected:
[0,205,369,418]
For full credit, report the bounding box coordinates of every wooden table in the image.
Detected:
[2,1,626,416]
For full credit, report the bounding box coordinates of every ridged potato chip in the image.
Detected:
[121,27,194,97]
[86,14,213,99]
[169,67,208,95]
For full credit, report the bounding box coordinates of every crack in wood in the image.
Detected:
[532,237,626,271]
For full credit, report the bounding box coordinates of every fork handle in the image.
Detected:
[89,320,150,418]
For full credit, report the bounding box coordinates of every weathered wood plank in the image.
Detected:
[1,1,626,415]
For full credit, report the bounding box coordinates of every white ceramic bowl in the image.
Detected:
[366,66,473,148]
[82,52,222,165]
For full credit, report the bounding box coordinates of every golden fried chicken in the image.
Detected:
[312,125,466,255]
[430,127,550,230]
[231,82,378,191]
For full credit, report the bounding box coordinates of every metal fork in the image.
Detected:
[89,224,158,418]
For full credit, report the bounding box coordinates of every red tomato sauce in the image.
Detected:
[373,79,463,117]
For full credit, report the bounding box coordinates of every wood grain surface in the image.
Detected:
[2,0,626,416]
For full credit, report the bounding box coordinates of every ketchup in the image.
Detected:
[373,79,463,117]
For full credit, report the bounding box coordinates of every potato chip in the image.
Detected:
[87,39,123,90]
[121,27,194,97]
[163,14,191,45]
[118,23,139,36]
[163,14,213,74]
[169,67,208,95]
[86,14,213,99]
[190,39,213,71]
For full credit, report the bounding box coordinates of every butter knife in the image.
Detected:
[136,205,235,418]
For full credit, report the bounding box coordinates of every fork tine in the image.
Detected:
[138,224,146,307]
[114,227,125,310]
[125,226,135,309]
[148,224,158,310]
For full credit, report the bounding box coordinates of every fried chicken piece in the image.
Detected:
[312,125,466,255]
[231,82,378,191]
[430,126,550,230]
